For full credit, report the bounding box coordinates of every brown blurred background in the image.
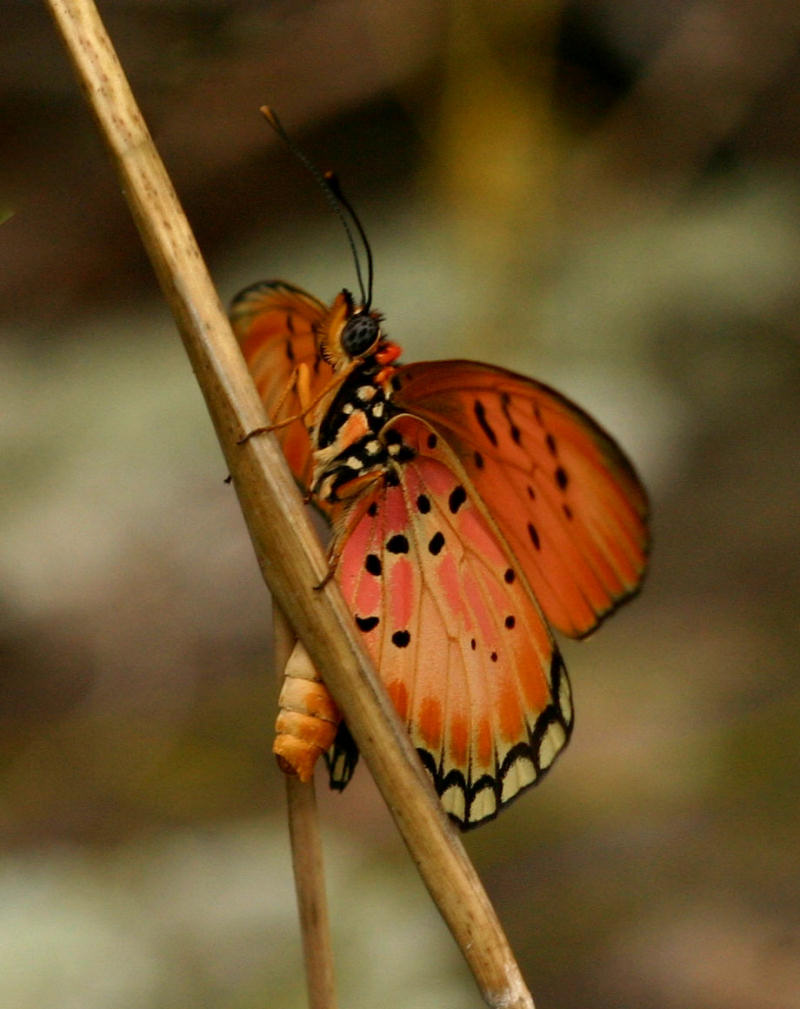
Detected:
[2,1,799,1007]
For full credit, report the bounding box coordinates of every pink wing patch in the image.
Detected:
[333,414,573,827]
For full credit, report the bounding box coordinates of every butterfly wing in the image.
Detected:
[328,414,573,828]
[230,281,333,487]
[391,361,649,638]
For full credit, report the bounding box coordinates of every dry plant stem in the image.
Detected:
[45,2,536,1007]
[274,607,337,1009]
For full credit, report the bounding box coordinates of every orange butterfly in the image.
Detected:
[230,278,649,828]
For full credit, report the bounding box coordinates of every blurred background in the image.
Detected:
[2,1,799,1006]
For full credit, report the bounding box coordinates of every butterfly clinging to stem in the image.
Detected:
[231,108,649,828]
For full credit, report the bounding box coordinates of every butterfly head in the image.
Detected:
[321,289,393,367]
[341,306,382,358]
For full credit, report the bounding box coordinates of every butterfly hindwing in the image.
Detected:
[392,361,649,638]
[330,414,573,827]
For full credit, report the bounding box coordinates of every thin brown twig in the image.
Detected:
[274,607,337,1009]
[44,2,536,1006]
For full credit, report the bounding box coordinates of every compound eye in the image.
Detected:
[341,312,380,358]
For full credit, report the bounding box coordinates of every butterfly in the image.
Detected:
[230,275,649,828]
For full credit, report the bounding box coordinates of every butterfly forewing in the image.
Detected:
[332,414,573,827]
[231,281,333,486]
[392,361,649,638]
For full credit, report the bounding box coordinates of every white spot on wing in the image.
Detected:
[501,754,536,803]
[559,675,572,723]
[538,722,566,771]
[469,786,498,824]
[441,784,466,823]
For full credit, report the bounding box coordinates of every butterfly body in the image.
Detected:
[309,358,400,505]
[232,280,649,827]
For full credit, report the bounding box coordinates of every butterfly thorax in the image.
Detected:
[307,289,408,505]
[310,358,406,504]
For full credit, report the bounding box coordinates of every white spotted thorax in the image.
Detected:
[309,291,408,504]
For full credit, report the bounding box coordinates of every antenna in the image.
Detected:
[261,106,374,308]
[323,170,374,310]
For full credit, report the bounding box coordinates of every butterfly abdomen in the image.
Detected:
[273,639,342,782]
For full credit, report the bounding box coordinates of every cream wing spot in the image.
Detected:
[558,669,573,724]
[469,785,498,824]
[441,785,466,823]
[537,721,566,771]
[501,755,536,803]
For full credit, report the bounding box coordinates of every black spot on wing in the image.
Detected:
[505,615,515,629]
[365,554,382,576]
[527,522,541,550]
[387,534,409,554]
[500,393,521,444]
[473,399,498,447]
[367,502,379,518]
[427,433,438,449]
[391,630,411,648]
[546,433,557,456]
[428,531,445,555]
[416,494,431,514]
[448,485,467,514]
[504,568,515,583]
[555,466,569,490]
[356,614,380,632]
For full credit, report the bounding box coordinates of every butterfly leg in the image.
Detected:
[237,363,316,444]
[274,639,342,781]
[312,534,348,592]
[314,568,336,591]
